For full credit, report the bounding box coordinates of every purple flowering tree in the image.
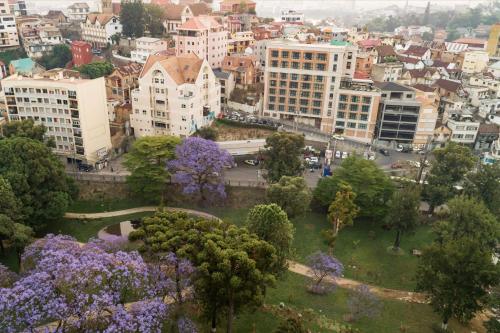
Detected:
[0,234,197,332]
[306,251,344,295]
[347,284,382,321]
[169,137,234,203]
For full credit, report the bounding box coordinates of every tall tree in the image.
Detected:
[327,184,359,237]
[145,4,165,37]
[262,132,305,183]
[416,238,499,330]
[306,251,343,295]
[313,156,394,221]
[124,135,180,201]
[425,142,476,212]
[1,119,45,142]
[120,0,146,38]
[385,184,421,250]
[246,203,294,272]
[0,176,22,222]
[130,211,279,333]
[0,137,77,230]
[266,176,311,217]
[9,223,33,265]
[465,163,500,218]
[168,137,234,203]
[39,44,72,69]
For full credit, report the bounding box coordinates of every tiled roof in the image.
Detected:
[445,42,468,53]
[412,84,436,92]
[178,15,221,30]
[433,78,462,92]
[453,38,486,46]
[163,3,211,20]
[374,81,414,92]
[404,68,437,78]
[357,39,381,49]
[375,45,397,58]
[478,123,499,134]
[402,45,429,57]
[141,54,204,85]
[397,55,421,64]
[86,14,117,26]
[222,55,254,72]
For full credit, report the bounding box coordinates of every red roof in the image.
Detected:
[357,39,381,49]
[402,45,429,57]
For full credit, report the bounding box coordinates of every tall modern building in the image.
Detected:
[130,54,221,138]
[2,70,112,166]
[0,0,19,49]
[262,40,357,133]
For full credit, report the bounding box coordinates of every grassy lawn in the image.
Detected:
[68,197,153,213]
[234,272,470,333]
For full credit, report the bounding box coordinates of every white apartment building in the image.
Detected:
[263,40,357,133]
[81,13,122,48]
[0,0,19,49]
[175,15,228,69]
[21,25,63,58]
[447,112,480,145]
[130,54,221,138]
[280,10,304,24]
[131,37,167,64]
[67,2,90,22]
[371,62,404,82]
[462,50,489,74]
[2,71,112,165]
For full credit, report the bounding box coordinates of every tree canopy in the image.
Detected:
[145,4,166,37]
[262,132,305,183]
[39,44,72,70]
[313,156,394,221]
[266,176,311,217]
[124,135,180,201]
[0,137,77,230]
[120,0,146,38]
[76,61,114,79]
[465,163,500,218]
[1,119,45,142]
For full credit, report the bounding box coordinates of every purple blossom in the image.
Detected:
[306,251,344,294]
[177,316,198,333]
[347,284,382,321]
[168,137,234,202]
[0,264,17,288]
[104,299,169,333]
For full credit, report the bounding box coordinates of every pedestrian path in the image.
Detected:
[65,207,219,220]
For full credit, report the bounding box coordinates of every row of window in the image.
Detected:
[335,121,368,129]
[269,80,324,90]
[268,97,322,107]
[269,60,328,71]
[338,103,371,112]
[268,89,323,99]
[339,95,372,104]
[336,112,369,121]
[15,106,71,115]
[16,97,70,105]
[268,103,321,115]
[269,72,325,82]
[270,50,331,62]
[8,87,76,97]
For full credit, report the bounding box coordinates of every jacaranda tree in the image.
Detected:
[306,251,344,295]
[169,137,234,203]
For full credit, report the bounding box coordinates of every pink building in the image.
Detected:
[175,16,228,69]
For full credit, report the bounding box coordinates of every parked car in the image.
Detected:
[335,150,341,159]
[78,163,93,172]
[332,134,344,141]
[396,144,404,152]
[244,159,259,166]
[379,148,390,156]
[305,145,316,153]
[342,151,349,159]
[306,156,319,163]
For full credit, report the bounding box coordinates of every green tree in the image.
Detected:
[422,31,434,41]
[262,132,305,183]
[416,238,499,330]
[39,44,72,69]
[275,316,307,333]
[266,176,311,217]
[313,156,394,221]
[425,143,476,212]
[0,137,77,230]
[464,163,500,218]
[0,176,22,222]
[0,215,13,255]
[1,119,45,142]
[76,61,114,79]
[446,29,461,42]
[123,136,180,202]
[130,211,279,333]
[327,184,359,237]
[10,223,33,265]
[120,0,146,38]
[385,184,421,250]
[145,4,165,37]
[246,203,294,272]
[194,126,218,141]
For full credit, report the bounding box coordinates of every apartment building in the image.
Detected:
[447,112,480,146]
[413,85,439,146]
[71,40,92,66]
[105,62,142,103]
[374,82,422,144]
[461,50,489,74]
[81,14,122,48]
[67,2,90,22]
[227,31,254,55]
[130,54,221,138]
[280,10,304,24]
[371,62,403,82]
[262,40,356,133]
[335,78,381,143]
[175,16,228,69]
[2,70,112,166]
[0,0,19,49]
[131,37,167,63]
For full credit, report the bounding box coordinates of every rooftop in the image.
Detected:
[374,81,414,92]
[141,54,204,85]
[178,15,221,30]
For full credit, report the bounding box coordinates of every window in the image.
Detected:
[346,62,351,69]
[312,109,321,115]
[360,114,368,121]
[300,107,308,113]
[348,122,356,128]
[338,103,346,110]
[316,76,323,82]
[339,95,348,102]
[271,50,279,57]
[290,82,298,89]
[270,80,277,87]
[301,91,310,97]
[292,52,300,59]
[358,123,367,129]
[333,54,338,62]
[281,51,289,58]
[304,52,313,60]
[270,72,277,78]
[302,75,311,81]
[349,113,357,120]
[314,84,323,90]
[362,96,371,104]
[303,63,312,70]
[288,106,295,112]
[313,100,321,107]
[281,61,289,68]
[291,73,299,80]
[280,73,288,80]
[279,89,286,95]
[317,53,326,61]
[332,64,337,72]
[361,105,370,112]
[349,104,358,111]
[316,63,325,71]
[279,97,286,103]
[269,96,276,102]
[351,96,359,103]
[300,99,308,106]
[280,81,287,87]
[314,92,322,99]
[278,105,285,111]
[269,88,276,95]
[271,60,278,67]
[302,83,310,89]
[337,111,345,118]
[289,90,297,96]
[292,62,299,69]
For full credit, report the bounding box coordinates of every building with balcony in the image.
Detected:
[374,82,422,144]
[227,31,254,55]
[335,78,381,143]
[130,54,221,138]
[81,13,122,48]
[162,3,211,34]
[221,54,256,87]
[447,111,480,146]
[175,16,228,69]
[105,62,142,103]
[461,50,489,74]
[2,70,112,166]
[262,40,357,133]
[0,0,19,49]
[131,37,168,63]
[67,2,90,22]
[280,10,304,24]
[371,62,403,82]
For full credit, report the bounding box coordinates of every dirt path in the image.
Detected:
[65,207,219,220]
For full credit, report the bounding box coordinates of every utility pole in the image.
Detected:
[416,136,433,184]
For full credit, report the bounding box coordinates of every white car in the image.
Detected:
[342,151,349,159]
[306,156,319,163]
[332,134,345,141]
[335,150,341,159]
[396,144,404,152]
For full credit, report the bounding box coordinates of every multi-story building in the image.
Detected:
[221,54,256,86]
[2,70,112,166]
[227,31,254,55]
[67,2,90,22]
[130,37,167,63]
[71,40,92,66]
[447,111,480,146]
[105,62,142,103]
[335,78,381,143]
[130,54,221,138]
[19,22,63,58]
[486,23,500,57]
[412,84,439,146]
[262,40,356,133]
[220,0,256,14]
[371,62,403,82]
[0,0,19,49]
[8,0,27,16]
[280,10,304,24]
[461,50,489,74]
[162,3,211,34]
[374,82,422,144]
[81,14,122,48]
[175,16,228,69]
[213,69,235,107]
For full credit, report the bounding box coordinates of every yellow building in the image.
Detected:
[227,31,255,55]
[486,23,500,57]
